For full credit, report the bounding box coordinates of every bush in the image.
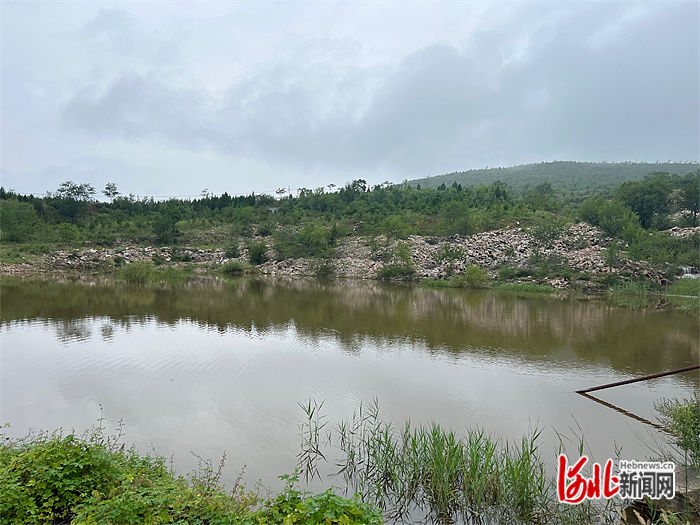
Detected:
[117,261,155,285]
[602,240,622,268]
[452,264,488,288]
[580,198,640,238]
[156,266,191,284]
[312,258,335,279]
[655,395,700,469]
[440,201,474,236]
[529,211,564,250]
[0,425,379,525]
[170,249,192,262]
[56,223,81,244]
[273,225,334,260]
[382,215,411,239]
[224,242,240,259]
[152,213,179,244]
[378,263,415,280]
[0,199,39,242]
[248,241,268,265]
[257,221,273,236]
[497,265,530,281]
[220,261,245,275]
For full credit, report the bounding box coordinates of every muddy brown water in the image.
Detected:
[1,277,698,492]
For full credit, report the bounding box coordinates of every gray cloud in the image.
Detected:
[2,2,697,195]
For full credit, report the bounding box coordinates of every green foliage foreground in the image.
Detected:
[0,425,380,525]
[655,394,700,470]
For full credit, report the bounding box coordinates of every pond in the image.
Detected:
[1,278,698,492]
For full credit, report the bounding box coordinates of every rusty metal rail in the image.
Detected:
[575,365,699,394]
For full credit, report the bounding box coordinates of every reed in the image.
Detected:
[298,399,603,524]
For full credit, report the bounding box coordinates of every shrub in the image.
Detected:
[248,241,268,265]
[378,263,415,280]
[529,211,564,251]
[382,215,410,239]
[602,240,623,268]
[434,244,464,263]
[170,249,192,262]
[452,264,488,288]
[273,225,334,260]
[56,223,81,244]
[257,221,273,236]
[312,258,335,280]
[224,242,240,259]
[655,395,700,469]
[220,261,245,275]
[152,213,179,244]
[117,261,155,285]
[0,199,39,242]
[156,266,190,284]
[0,425,379,525]
[440,201,474,236]
[497,265,530,280]
[259,476,381,525]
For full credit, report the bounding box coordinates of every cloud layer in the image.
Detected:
[2,2,697,196]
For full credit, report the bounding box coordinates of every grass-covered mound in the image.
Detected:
[0,425,381,524]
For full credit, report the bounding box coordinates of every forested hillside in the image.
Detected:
[408,161,699,193]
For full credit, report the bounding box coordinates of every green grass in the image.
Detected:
[116,261,193,286]
[492,283,558,296]
[666,278,700,297]
[0,242,52,263]
[116,260,156,284]
[0,424,380,525]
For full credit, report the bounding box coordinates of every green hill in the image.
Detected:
[407,161,699,193]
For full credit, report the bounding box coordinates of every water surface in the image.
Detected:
[1,278,698,490]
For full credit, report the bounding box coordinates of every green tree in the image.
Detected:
[152,213,178,244]
[597,200,639,237]
[530,211,563,251]
[0,199,39,241]
[677,172,700,225]
[102,183,119,201]
[56,181,96,201]
[617,174,670,229]
[441,201,474,236]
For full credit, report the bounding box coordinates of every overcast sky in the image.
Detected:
[1,2,697,197]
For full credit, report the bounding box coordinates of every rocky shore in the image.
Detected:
[0,223,678,288]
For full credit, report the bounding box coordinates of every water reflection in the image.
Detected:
[0,277,697,489]
[2,278,698,376]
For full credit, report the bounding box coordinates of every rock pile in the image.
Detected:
[6,223,676,288]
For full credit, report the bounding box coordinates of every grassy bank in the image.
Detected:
[607,278,700,310]
[0,424,380,525]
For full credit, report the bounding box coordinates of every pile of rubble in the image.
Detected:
[5,223,676,288]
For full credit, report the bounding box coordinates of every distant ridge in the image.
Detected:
[407,161,699,192]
